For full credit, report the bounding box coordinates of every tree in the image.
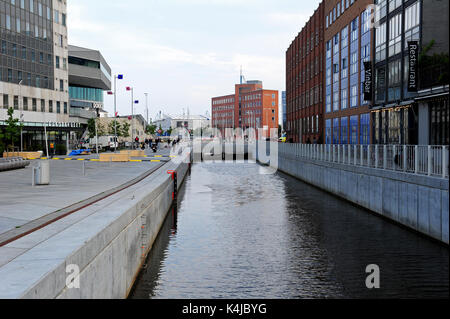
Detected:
[1,108,23,152]
[87,118,106,138]
[166,126,173,136]
[145,124,157,135]
[108,120,122,136]
[121,122,130,138]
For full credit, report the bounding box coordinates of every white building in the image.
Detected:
[153,114,210,133]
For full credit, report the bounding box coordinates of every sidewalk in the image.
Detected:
[0,147,173,238]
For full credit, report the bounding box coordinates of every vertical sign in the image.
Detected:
[408,41,419,92]
[363,61,373,101]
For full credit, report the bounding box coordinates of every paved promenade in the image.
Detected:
[0,147,173,242]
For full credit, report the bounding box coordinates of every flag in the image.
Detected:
[126,87,131,91]
[107,91,113,95]
[115,112,119,117]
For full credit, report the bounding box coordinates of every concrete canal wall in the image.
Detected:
[252,143,449,245]
[0,149,191,299]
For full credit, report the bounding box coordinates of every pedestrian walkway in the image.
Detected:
[0,148,174,241]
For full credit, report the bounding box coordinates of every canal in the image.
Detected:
[130,161,449,299]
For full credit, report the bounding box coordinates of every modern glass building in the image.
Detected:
[372,0,449,145]
[68,45,111,124]
[0,0,79,154]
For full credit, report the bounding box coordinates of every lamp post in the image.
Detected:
[19,80,23,152]
[145,93,149,126]
[111,74,123,153]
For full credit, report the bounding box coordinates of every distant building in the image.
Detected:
[153,114,210,134]
[212,80,279,139]
[99,114,148,144]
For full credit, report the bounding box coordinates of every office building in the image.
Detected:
[286,2,325,143]
[324,0,373,145]
[0,0,80,154]
[212,80,279,139]
[372,0,449,145]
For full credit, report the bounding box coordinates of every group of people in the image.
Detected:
[135,137,182,150]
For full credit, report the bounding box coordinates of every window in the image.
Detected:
[342,58,348,79]
[388,59,401,101]
[32,98,37,112]
[389,0,402,13]
[333,91,339,111]
[360,114,370,145]
[341,117,348,144]
[54,10,59,23]
[350,52,358,74]
[404,1,420,48]
[375,22,387,62]
[56,56,60,69]
[23,97,28,111]
[57,101,61,113]
[60,80,64,92]
[350,115,358,144]
[14,96,19,110]
[350,17,358,42]
[326,119,332,144]
[389,13,402,57]
[41,99,45,112]
[350,85,358,107]
[341,89,348,109]
[49,100,53,113]
[3,95,9,109]
[375,0,387,22]
[64,102,68,114]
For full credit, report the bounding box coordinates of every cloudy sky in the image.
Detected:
[67,0,321,121]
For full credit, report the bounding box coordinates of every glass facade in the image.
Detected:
[0,0,54,89]
[69,86,104,102]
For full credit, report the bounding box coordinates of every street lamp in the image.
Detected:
[144,93,149,126]
[108,74,123,153]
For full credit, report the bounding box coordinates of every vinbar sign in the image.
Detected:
[408,41,418,92]
[363,61,373,101]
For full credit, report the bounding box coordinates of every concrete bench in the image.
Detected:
[120,150,146,157]
[3,152,42,160]
[99,153,130,162]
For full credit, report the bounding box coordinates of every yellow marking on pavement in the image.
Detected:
[155,155,162,157]
[151,160,161,162]
[90,159,100,162]
[169,156,177,158]
[52,158,60,160]
[64,158,72,160]
[130,160,143,162]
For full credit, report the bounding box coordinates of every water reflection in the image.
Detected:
[130,162,449,299]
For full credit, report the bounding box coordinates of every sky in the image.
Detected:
[67,0,321,121]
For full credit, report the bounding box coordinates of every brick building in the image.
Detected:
[212,80,279,139]
[324,0,374,145]
[286,2,325,143]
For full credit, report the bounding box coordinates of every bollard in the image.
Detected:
[82,160,86,176]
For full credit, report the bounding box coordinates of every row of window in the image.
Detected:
[212,97,234,105]
[325,113,370,145]
[325,0,356,29]
[8,0,66,25]
[1,93,67,113]
[0,67,64,90]
[1,39,66,69]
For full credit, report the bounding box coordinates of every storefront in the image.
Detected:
[371,103,418,145]
[0,121,83,155]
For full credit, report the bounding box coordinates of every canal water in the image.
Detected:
[130,162,449,299]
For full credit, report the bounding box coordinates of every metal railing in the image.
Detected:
[274,143,449,179]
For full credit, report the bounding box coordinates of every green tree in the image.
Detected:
[1,108,23,152]
[166,126,173,136]
[121,122,130,138]
[87,118,106,138]
[145,124,157,135]
[108,120,122,136]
